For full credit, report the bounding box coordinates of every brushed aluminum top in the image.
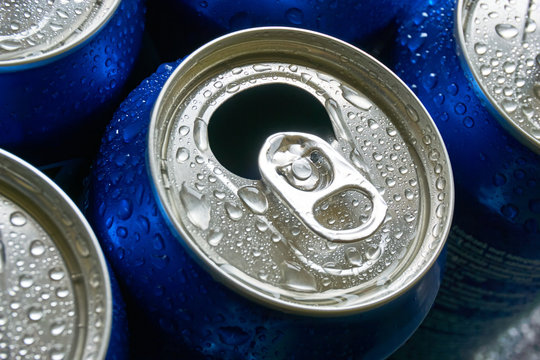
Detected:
[0,0,119,66]
[0,149,112,359]
[149,27,454,315]
[457,0,540,152]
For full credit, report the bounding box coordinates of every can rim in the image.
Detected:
[0,149,112,358]
[455,0,540,154]
[0,0,121,71]
[148,27,455,316]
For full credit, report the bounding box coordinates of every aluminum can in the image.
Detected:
[87,27,454,359]
[0,149,128,359]
[390,0,540,358]
[146,0,407,61]
[0,0,145,165]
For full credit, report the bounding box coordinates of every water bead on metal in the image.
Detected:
[457,0,540,151]
[149,27,454,314]
[0,0,119,64]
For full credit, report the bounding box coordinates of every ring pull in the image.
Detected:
[259,132,388,243]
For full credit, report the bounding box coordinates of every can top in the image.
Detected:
[0,0,119,67]
[149,27,454,315]
[0,150,111,359]
[456,0,540,153]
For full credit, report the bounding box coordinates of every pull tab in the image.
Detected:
[259,132,387,243]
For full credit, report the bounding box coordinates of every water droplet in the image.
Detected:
[49,267,65,281]
[180,184,211,230]
[50,23,63,31]
[285,8,303,25]
[256,221,268,232]
[341,85,372,110]
[366,245,382,261]
[29,240,45,257]
[194,119,209,152]
[501,204,518,219]
[225,202,243,221]
[480,65,492,76]
[271,233,281,243]
[503,61,516,74]
[214,190,226,200]
[373,153,383,161]
[474,43,488,55]
[226,82,240,93]
[117,199,133,220]
[525,19,536,33]
[495,24,519,39]
[281,261,317,292]
[179,126,190,136]
[386,127,397,137]
[55,287,69,298]
[502,100,518,113]
[10,211,27,226]
[385,178,396,187]
[253,64,272,72]
[345,247,363,266]
[176,147,190,163]
[208,231,224,246]
[218,326,250,346]
[0,39,22,51]
[23,334,35,345]
[238,186,268,215]
[56,9,69,18]
[463,116,475,128]
[19,275,33,288]
[436,177,446,191]
[50,346,65,360]
[28,306,43,321]
[51,321,66,336]
[368,119,379,130]
[405,189,414,200]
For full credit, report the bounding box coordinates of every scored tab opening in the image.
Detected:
[208,84,335,179]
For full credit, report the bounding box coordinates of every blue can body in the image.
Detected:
[390,0,540,357]
[107,267,129,360]
[147,0,407,60]
[87,60,446,360]
[0,0,145,165]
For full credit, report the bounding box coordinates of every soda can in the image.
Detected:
[88,27,454,359]
[146,0,407,61]
[0,0,145,165]
[390,0,540,357]
[0,149,128,359]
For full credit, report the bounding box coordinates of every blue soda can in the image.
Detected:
[390,0,540,358]
[0,149,128,359]
[88,27,454,359]
[147,0,407,61]
[0,0,145,165]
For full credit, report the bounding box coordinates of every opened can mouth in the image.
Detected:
[0,0,120,70]
[148,27,454,315]
[0,149,112,359]
[455,0,540,153]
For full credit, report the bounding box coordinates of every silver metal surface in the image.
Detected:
[148,27,454,315]
[0,149,112,359]
[0,0,120,66]
[456,0,540,152]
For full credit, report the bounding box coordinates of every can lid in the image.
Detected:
[0,0,119,67]
[149,27,454,315]
[456,0,540,153]
[0,150,111,359]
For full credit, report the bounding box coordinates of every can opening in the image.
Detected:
[208,84,334,179]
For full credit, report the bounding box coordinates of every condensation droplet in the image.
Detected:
[51,321,66,336]
[28,306,43,321]
[10,211,27,226]
[495,24,519,39]
[474,42,487,55]
[345,247,363,266]
[208,231,224,246]
[180,184,211,230]
[29,240,46,257]
[238,186,268,215]
[281,261,317,292]
[341,85,372,110]
[179,126,190,136]
[176,148,189,163]
[225,202,243,221]
[19,275,33,288]
[194,119,209,152]
[49,268,65,281]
